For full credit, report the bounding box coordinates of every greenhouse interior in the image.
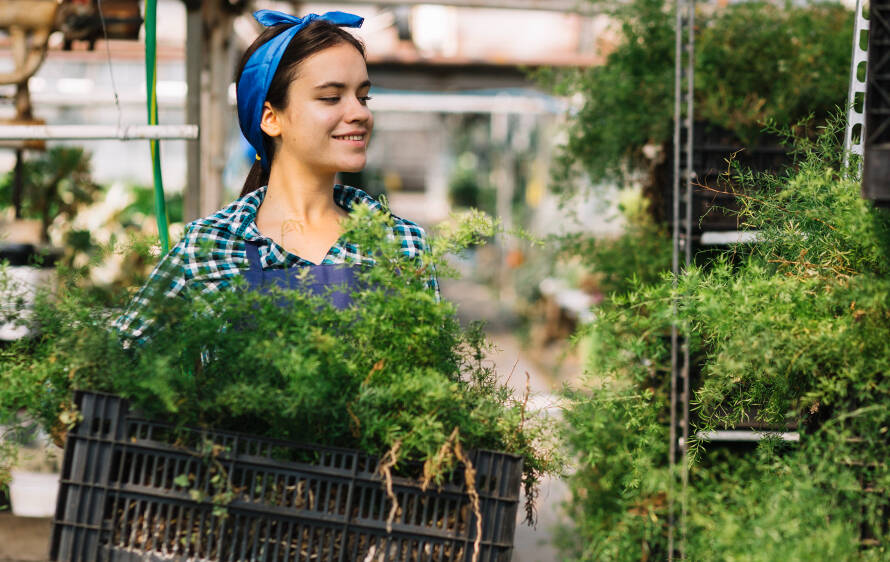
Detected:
[1,0,888,560]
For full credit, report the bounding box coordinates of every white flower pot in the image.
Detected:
[9,470,59,518]
[0,245,58,341]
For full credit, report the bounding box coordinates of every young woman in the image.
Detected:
[114,10,438,344]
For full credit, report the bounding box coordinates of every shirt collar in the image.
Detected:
[194,184,383,241]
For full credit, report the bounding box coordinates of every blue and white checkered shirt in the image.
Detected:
[113,184,438,343]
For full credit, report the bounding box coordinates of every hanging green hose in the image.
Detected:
[144,0,170,254]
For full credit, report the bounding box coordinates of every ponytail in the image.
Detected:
[240,160,270,198]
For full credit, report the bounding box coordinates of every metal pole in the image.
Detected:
[12,149,24,219]
[0,125,199,140]
[843,0,869,175]
[681,1,695,555]
[491,111,515,301]
[199,0,236,217]
[668,0,682,552]
[671,0,695,557]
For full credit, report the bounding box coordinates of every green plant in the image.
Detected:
[0,147,101,242]
[0,149,162,290]
[120,185,183,226]
[686,118,890,433]
[695,3,851,141]
[0,208,561,523]
[449,163,496,215]
[558,193,672,298]
[558,119,890,559]
[684,429,879,561]
[534,0,852,194]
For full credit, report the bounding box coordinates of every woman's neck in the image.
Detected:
[255,158,348,262]
[263,157,342,223]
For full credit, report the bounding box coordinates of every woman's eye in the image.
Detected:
[319,95,372,104]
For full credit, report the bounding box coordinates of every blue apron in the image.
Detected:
[242,239,360,309]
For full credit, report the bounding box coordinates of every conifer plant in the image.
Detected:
[557,118,890,559]
[0,207,560,530]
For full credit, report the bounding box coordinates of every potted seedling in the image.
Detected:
[3,419,63,518]
[0,147,100,340]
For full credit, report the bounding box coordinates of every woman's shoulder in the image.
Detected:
[336,184,429,253]
[335,184,424,230]
[388,216,429,256]
[186,188,265,241]
[171,188,268,260]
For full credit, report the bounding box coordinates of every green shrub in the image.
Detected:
[685,434,876,562]
[449,165,496,215]
[0,147,102,242]
[0,208,561,519]
[558,194,672,298]
[557,382,669,561]
[535,0,852,193]
[558,120,890,559]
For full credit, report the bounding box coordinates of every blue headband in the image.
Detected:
[236,10,364,171]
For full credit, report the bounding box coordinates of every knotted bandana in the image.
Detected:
[236,10,364,171]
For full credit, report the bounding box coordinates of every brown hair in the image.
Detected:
[236,21,366,198]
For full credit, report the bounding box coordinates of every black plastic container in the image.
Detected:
[0,243,61,268]
[660,125,794,234]
[863,0,890,206]
[50,391,522,561]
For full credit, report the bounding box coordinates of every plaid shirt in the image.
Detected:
[113,184,438,344]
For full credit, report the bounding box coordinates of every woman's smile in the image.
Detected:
[332,132,368,146]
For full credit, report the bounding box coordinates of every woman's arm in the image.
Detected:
[421,233,440,302]
[112,237,190,346]
[391,219,440,301]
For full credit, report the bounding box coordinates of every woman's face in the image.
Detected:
[264,42,373,175]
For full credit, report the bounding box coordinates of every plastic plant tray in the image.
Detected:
[51,391,522,561]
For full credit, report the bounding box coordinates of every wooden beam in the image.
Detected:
[199,0,236,217]
[184,1,202,222]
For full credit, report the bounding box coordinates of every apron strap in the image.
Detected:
[244,240,264,275]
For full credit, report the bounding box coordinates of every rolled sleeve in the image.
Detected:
[112,238,190,345]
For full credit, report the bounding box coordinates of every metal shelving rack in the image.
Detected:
[844,0,871,175]
[669,0,880,555]
[864,0,890,205]
[668,0,694,556]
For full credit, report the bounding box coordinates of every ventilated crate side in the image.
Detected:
[100,496,489,562]
[659,123,794,234]
[51,391,522,562]
[51,392,129,562]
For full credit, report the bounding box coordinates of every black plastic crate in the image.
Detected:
[863,0,890,206]
[51,391,522,561]
[659,125,793,233]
